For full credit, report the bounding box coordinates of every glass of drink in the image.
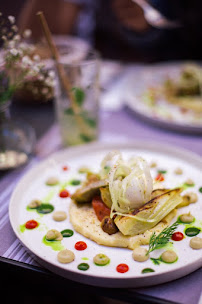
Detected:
[54,50,100,146]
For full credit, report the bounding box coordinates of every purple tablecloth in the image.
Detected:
[0,109,202,304]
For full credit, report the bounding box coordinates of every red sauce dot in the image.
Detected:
[155,173,164,182]
[75,241,87,251]
[25,220,38,229]
[116,263,129,273]
[63,166,69,171]
[59,189,70,198]
[172,232,184,241]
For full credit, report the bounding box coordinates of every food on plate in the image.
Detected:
[93,253,110,266]
[28,199,42,209]
[46,177,59,186]
[101,216,119,235]
[132,247,149,262]
[57,249,75,264]
[69,151,193,250]
[189,237,202,250]
[178,192,198,208]
[179,212,194,224]
[46,229,63,241]
[185,227,201,237]
[174,167,183,175]
[161,250,178,263]
[184,179,195,186]
[52,211,67,222]
[163,64,202,112]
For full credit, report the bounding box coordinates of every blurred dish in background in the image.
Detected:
[124,62,202,134]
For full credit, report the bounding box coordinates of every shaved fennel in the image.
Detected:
[107,155,153,215]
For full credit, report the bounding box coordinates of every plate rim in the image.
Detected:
[9,141,202,288]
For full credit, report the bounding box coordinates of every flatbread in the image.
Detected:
[69,201,177,250]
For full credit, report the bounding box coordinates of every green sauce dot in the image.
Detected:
[199,187,202,193]
[19,224,26,233]
[142,268,155,274]
[61,229,74,237]
[158,170,167,174]
[183,183,195,188]
[42,236,64,251]
[69,180,81,186]
[37,203,54,214]
[185,227,201,237]
[78,263,89,271]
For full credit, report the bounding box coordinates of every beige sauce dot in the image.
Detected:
[46,229,63,241]
[52,211,67,222]
[180,213,194,223]
[28,199,41,209]
[185,178,194,185]
[174,168,183,175]
[183,192,198,204]
[132,247,149,262]
[46,177,59,186]
[150,161,157,168]
[161,250,177,263]
[190,237,202,250]
[57,249,75,264]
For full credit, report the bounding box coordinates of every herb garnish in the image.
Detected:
[146,221,179,255]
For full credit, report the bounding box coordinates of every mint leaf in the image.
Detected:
[84,117,97,128]
[79,111,97,128]
[64,107,74,115]
[80,133,93,142]
[72,87,85,107]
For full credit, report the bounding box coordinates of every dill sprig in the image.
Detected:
[146,221,179,255]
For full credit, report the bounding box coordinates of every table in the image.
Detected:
[1,77,202,304]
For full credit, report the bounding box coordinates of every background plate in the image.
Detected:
[124,63,202,134]
[9,142,202,288]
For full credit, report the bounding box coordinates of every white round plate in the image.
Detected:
[124,63,202,134]
[9,142,202,288]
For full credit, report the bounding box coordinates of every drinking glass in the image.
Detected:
[54,50,100,146]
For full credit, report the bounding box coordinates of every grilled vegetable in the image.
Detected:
[101,216,119,235]
[100,187,113,208]
[151,189,168,199]
[71,180,108,203]
[92,196,110,221]
[114,188,183,236]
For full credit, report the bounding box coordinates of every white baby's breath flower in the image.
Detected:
[38,75,45,81]
[8,16,15,24]
[10,48,19,56]
[19,42,28,51]
[8,40,15,48]
[33,54,40,62]
[48,70,55,79]
[22,55,33,66]
[13,34,21,41]
[11,25,18,32]
[27,44,35,53]
[45,78,56,87]
[32,65,40,74]
[23,29,32,39]
[2,35,7,41]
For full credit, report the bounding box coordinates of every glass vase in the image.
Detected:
[0,101,36,170]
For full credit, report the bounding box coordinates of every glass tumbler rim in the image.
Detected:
[57,48,100,68]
